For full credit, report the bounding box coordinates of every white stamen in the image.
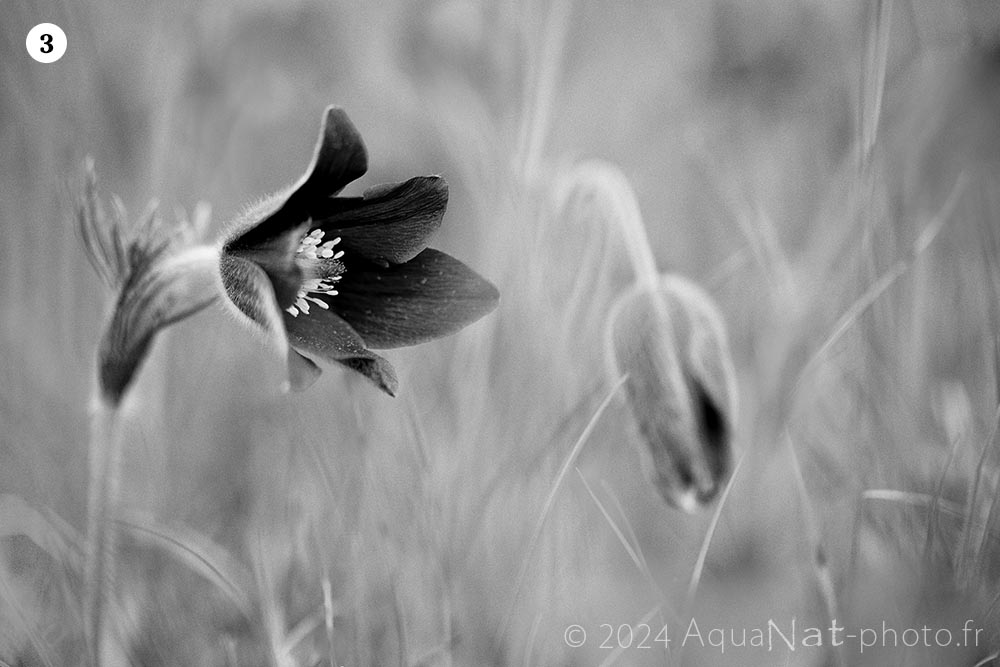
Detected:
[287,227,347,317]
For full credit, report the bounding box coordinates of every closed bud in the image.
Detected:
[606,275,738,512]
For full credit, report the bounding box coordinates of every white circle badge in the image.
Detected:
[26,23,67,64]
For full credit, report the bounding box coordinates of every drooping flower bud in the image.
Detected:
[606,275,738,512]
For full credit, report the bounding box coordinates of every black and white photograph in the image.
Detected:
[2,1,1000,665]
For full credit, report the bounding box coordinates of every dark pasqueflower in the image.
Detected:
[219,107,498,395]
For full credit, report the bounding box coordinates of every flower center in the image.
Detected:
[286,228,345,317]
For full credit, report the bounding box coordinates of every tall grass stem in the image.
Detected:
[516,0,573,179]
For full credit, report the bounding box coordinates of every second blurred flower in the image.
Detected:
[607,275,738,512]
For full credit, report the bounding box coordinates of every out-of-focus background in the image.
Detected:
[3,0,1000,664]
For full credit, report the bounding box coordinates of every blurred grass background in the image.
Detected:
[3,0,1000,664]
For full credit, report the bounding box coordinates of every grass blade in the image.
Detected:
[496,375,627,643]
[791,173,967,400]
[685,450,746,611]
[115,510,255,620]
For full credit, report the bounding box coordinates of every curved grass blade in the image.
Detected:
[115,510,255,620]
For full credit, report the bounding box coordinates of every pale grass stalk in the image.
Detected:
[963,403,1000,584]
[704,247,751,291]
[83,399,124,667]
[282,613,323,660]
[674,449,747,667]
[0,564,57,667]
[322,575,338,666]
[860,486,1000,600]
[976,471,1000,588]
[253,533,293,667]
[989,584,1000,621]
[454,381,607,573]
[691,152,792,289]
[0,495,83,569]
[576,470,674,663]
[859,0,893,168]
[561,219,612,337]
[390,579,408,667]
[575,470,677,623]
[575,470,646,576]
[924,428,965,563]
[844,500,866,616]
[861,488,966,517]
[684,450,745,612]
[784,432,844,667]
[410,643,451,667]
[497,375,628,643]
[118,513,255,620]
[596,603,664,667]
[402,402,455,667]
[975,652,1000,667]
[523,612,543,667]
[598,480,651,576]
[516,0,574,179]
[440,581,453,667]
[223,639,238,665]
[790,173,967,403]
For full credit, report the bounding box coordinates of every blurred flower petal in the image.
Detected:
[334,248,500,349]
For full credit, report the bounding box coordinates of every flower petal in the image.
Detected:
[309,176,448,265]
[305,106,369,196]
[334,355,399,397]
[284,308,399,396]
[332,248,499,349]
[218,254,291,343]
[226,107,368,252]
[219,253,317,392]
[224,224,306,309]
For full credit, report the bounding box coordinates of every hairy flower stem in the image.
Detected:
[83,397,123,666]
[611,182,660,292]
[554,160,661,290]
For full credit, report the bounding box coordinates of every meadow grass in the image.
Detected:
[2,0,1000,665]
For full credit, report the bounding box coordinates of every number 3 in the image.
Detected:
[26,23,66,63]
